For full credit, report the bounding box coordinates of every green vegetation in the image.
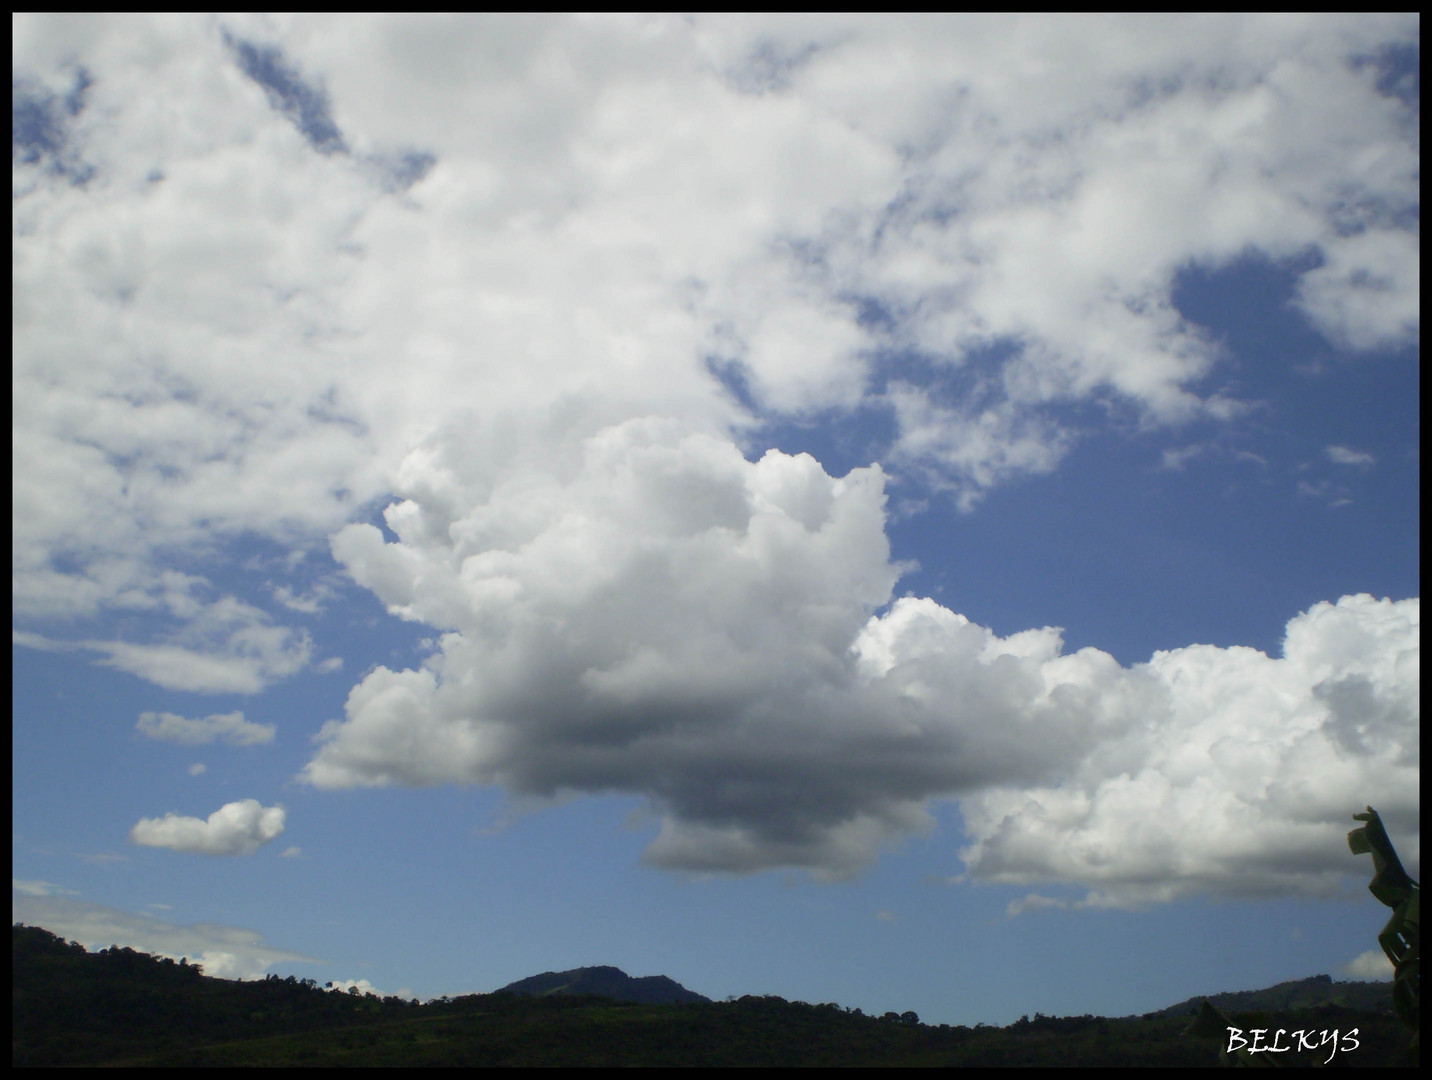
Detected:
[496,964,711,1004]
[12,924,1409,1067]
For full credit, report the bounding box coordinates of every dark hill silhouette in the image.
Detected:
[13,924,1411,1067]
[497,964,710,1004]
[1138,973,1394,1019]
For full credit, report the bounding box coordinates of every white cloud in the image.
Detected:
[11,892,312,980]
[12,589,317,694]
[324,977,396,998]
[137,710,276,746]
[1342,949,1394,980]
[130,798,287,856]
[12,879,78,897]
[270,583,334,614]
[11,630,79,652]
[12,14,1419,624]
[77,852,130,865]
[958,594,1419,907]
[1325,445,1376,467]
[1159,445,1206,472]
[1004,893,1070,918]
[304,411,1418,898]
[89,633,310,694]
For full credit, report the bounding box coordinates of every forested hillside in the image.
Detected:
[12,925,1409,1067]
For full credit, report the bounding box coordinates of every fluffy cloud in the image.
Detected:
[12,892,311,980]
[136,710,276,746]
[13,15,1420,903]
[130,799,287,856]
[1342,949,1394,980]
[324,977,414,1000]
[957,595,1419,907]
[305,418,1417,897]
[13,14,1418,632]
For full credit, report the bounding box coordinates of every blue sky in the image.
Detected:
[12,15,1419,1024]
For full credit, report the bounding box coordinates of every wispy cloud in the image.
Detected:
[137,710,276,746]
[12,892,313,979]
[12,878,79,898]
[1325,444,1376,467]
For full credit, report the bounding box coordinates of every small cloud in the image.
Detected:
[12,879,78,897]
[325,977,412,999]
[89,631,311,695]
[1005,893,1071,918]
[1160,445,1206,471]
[1296,478,1353,505]
[1161,444,1266,472]
[315,657,344,674]
[11,630,78,652]
[874,909,898,923]
[279,846,302,859]
[138,710,276,747]
[270,583,333,614]
[1325,445,1376,467]
[75,852,129,865]
[1342,949,1394,980]
[130,799,286,856]
[189,763,207,776]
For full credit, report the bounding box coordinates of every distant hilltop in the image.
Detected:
[497,965,710,1005]
[1138,974,1395,1020]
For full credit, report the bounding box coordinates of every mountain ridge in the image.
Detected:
[14,925,1410,1067]
[1135,972,1394,1019]
[496,964,710,1005]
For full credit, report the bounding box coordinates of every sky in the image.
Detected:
[11,14,1419,1025]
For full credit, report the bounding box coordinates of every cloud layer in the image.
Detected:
[130,799,287,856]
[13,14,1418,620]
[13,15,1419,906]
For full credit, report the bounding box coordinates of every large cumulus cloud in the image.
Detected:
[305,419,1417,896]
